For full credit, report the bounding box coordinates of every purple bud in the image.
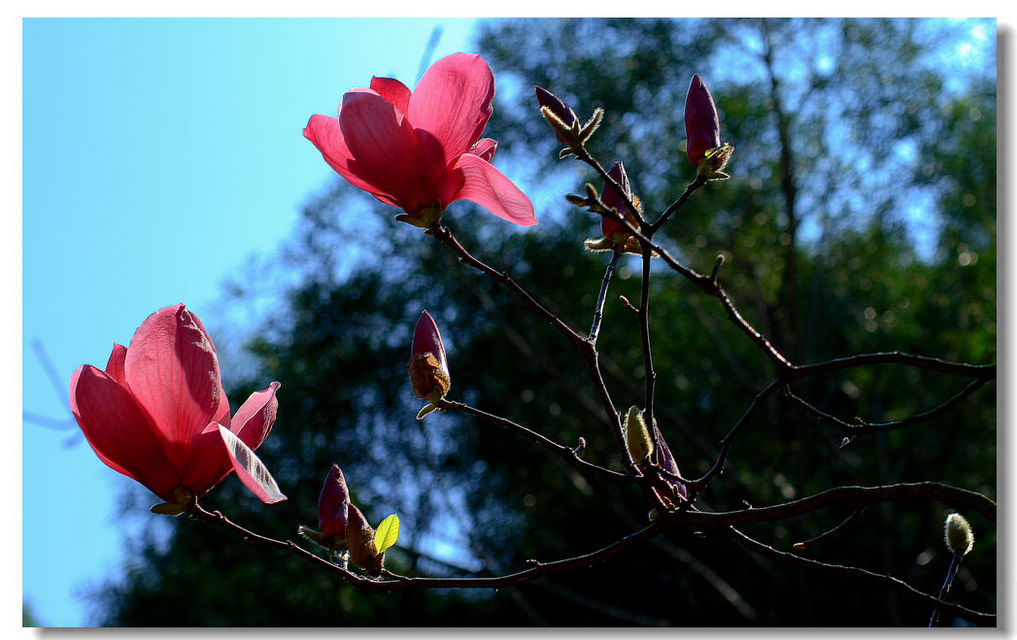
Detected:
[684,74,722,167]
[409,310,450,400]
[600,161,639,240]
[535,86,579,143]
[318,464,351,537]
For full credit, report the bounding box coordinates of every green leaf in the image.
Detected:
[374,513,400,555]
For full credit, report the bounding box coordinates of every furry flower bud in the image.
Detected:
[944,513,974,557]
[408,310,451,402]
[624,406,654,462]
[535,86,579,144]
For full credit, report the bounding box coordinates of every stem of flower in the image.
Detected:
[929,553,963,627]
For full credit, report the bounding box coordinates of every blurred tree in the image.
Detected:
[93,18,994,626]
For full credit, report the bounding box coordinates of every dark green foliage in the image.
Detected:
[95,18,995,626]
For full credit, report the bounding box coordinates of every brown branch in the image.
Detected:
[427,224,584,347]
[672,482,996,528]
[638,243,658,431]
[788,352,996,382]
[436,399,640,483]
[726,526,995,626]
[785,378,989,436]
[190,500,665,593]
[429,222,635,474]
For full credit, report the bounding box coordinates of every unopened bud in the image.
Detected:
[624,406,653,462]
[346,503,384,574]
[600,161,643,242]
[944,513,974,557]
[408,310,451,402]
[535,86,580,146]
[318,464,351,537]
[684,74,734,180]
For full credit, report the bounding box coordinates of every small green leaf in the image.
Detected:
[374,513,400,555]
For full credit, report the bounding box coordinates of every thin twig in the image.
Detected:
[428,224,585,347]
[726,526,994,626]
[792,508,863,550]
[638,242,657,432]
[786,378,989,436]
[673,482,995,528]
[437,399,640,483]
[190,500,665,593]
[650,174,708,233]
[589,249,621,345]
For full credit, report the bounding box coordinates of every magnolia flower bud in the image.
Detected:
[624,406,653,462]
[346,503,384,574]
[684,74,734,180]
[944,513,974,557]
[535,86,579,144]
[318,464,351,538]
[600,161,643,241]
[408,310,451,402]
[535,85,603,155]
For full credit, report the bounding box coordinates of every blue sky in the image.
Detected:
[21,17,479,626]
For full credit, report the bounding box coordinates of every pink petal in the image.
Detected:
[339,90,442,213]
[408,53,494,162]
[440,153,537,226]
[178,422,232,497]
[369,76,411,115]
[70,365,179,500]
[123,304,227,471]
[218,425,287,504]
[303,113,394,198]
[470,138,498,163]
[231,381,280,451]
[105,343,127,385]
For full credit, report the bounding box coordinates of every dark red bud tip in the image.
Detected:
[534,86,578,128]
[318,464,351,537]
[600,161,640,241]
[409,310,451,399]
[684,74,722,167]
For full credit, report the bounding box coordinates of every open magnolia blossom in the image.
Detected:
[69,303,286,512]
[304,52,536,228]
[684,73,733,180]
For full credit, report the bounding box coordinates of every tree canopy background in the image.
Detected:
[90,18,995,626]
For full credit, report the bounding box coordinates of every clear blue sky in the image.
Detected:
[22,17,479,626]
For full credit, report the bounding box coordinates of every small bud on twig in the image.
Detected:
[945,513,974,557]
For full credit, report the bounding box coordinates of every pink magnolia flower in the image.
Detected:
[304,53,536,227]
[69,303,286,509]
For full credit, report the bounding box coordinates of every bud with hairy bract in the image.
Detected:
[409,310,451,403]
[684,73,734,181]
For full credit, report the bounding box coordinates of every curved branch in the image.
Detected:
[190,501,665,593]
[726,526,995,626]
[673,482,996,528]
[786,378,989,435]
[437,399,641,483]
